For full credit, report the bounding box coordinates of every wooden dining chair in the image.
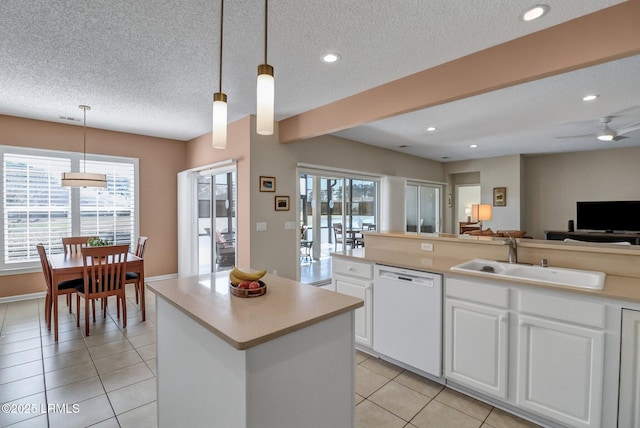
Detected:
[75,244,129,336]
[125,236,148,304]
[36,244,83,336]
[62,236,96,255]
[333,223,354,251]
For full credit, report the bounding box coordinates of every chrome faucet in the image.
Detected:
[502,234,518,264]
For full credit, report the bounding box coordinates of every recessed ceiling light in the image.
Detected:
[582,94,599,101]
[522,5,549,21]
[427,126,436,132]
[322,53,340,63]
[470,144,478,148]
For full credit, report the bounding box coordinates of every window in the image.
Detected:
[1,146,138,271]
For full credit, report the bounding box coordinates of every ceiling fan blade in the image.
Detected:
[612,135,628,141]
[617,122,640,136]
[554,134,593,139]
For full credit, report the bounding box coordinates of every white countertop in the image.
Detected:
[148,271,363,350]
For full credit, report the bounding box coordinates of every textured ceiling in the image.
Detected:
[0,0,636,161]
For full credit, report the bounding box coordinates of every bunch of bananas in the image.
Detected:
[229,267,267,285]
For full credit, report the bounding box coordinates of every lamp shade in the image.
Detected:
[471,204,492,222]
[61,172,107,188]
[256,64,274,135]
[212,92,227,149]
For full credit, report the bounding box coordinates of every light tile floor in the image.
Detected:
[355,351,542,428]
[1,285,541,428]
[0,286,157,428]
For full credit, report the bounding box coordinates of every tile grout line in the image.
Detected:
[37,297,52,428]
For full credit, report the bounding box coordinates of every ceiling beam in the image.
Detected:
[278,0,640,144]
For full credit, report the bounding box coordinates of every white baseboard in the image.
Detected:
[145,273,178,283]
[1,273,180,304]
[0,292,47,304]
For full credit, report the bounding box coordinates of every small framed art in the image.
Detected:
[493,187,507,206]
[275,196,290,211]
[259,176,275,192]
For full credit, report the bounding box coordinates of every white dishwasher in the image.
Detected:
[373,265,442,377]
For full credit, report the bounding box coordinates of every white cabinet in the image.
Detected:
[516,290,605,428]
[619,308,640,428]
[517,316,604,427]
[445,276,608,428]
[332,258,373,347]
[444,277,509,399]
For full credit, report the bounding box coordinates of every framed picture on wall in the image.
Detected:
[259,176,275,192]
[493,187,507,206]
[275,196,290,211]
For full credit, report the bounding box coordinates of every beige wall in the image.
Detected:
[186,117,445,280]
[0,115,186,298]
[444,155,523,234]
[523,146,640,239]
[5,112,637,296]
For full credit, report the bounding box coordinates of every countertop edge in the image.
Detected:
[149,276,363,351]
[333,249,640,304]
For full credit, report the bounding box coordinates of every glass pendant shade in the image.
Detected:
[212,92,228,149]
[61,172,107,188]
[256,64,274,135]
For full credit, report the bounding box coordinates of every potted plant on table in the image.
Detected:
[87,237,113,247]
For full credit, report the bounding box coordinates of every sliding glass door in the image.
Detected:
[299,170,378,284]
[197,169,236,273]
[406,182,441,233]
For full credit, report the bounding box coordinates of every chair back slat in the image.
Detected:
[62,236,96,255]
[82,245,129,296]
[36,244,53,294]
[135,236,148,258]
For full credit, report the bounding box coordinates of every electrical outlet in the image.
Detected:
[256,222,267,231]
[284,221,296,230]
[421,243,433,251]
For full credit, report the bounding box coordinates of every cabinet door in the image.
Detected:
[517,315,604,428]
[444,299,509,399]
[620,309,640,428]
[335,276,372,347]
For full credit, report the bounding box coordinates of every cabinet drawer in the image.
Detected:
[519,290,606,329]
[332,258,373,280]
[446,277,510,308]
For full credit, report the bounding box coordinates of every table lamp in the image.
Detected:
[465,207,472,222]
[472,204,492,230]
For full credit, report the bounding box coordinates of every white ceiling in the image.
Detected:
[1,0,638,162]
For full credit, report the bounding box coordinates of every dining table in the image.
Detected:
[48,251,145,341]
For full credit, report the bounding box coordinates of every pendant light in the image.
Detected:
[61,105,107,188]
[256,0,274,135]
[212,0,227,149]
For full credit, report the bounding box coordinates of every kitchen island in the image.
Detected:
[148,271,363,428]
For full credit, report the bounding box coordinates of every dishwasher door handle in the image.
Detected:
[378,272,434,287]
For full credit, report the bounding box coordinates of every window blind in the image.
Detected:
[1,147,138,271]
[3,153,71,263]
[80,160,135,247]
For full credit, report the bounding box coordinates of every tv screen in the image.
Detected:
[576,201,640,232]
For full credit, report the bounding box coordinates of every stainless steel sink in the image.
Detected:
[450,259,606,290]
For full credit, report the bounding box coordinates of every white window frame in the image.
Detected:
[0,145,139,274]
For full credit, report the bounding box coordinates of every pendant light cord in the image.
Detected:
[264,0,268,64]
[82,106,87,173]
[219,0,224,92]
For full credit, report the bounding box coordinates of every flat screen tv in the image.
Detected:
[576,201,640,232]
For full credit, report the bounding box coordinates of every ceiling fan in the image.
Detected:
[556,116,640,142]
